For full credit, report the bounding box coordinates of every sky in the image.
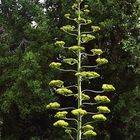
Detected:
[39,0,45,4]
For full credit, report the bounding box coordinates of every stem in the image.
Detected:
[81,53,95,57]
[87,112,98,115]
[64,118,78,123]
[65,85,77,88]
[63,30,77,36]
[54,107,76,111]
[64,127,77,132]
[82,89,104,94]
[58,68,77,72]
[69,134,75,140]
[83,121,98,126]
[81,65,98,68]
[83,102,100,105]
[77,1,82,140]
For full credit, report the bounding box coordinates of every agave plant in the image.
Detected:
[47,0,115,140]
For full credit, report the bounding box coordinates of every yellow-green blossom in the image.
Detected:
[94,95,110,103]
[82,125,94,130]
[68,46,85,52]
[91,49,103,55]
[83,130,97,137]
[53,120,69,127]
[64,13,70,18]
[74,93,90,101]
[55,41,65,48]
[63,58,78,65]
[56,88,73,95]
[49,62,61,69]
[54,111,68,119]
[96,58,108,65]
[97,106,111,113]
[75,71,100,79]
[91,26,101,32]
[102,84,115,91]
[61,25,75,32]
[81,34,95,43]
[65,129,72,134]
[49,80,64,87]
[92,114,107,121]
[71,108,87,116]
[46,102,60,109]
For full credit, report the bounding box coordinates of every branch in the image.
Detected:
[87,112,98,115]
[64,127,77,132]
[83,121,98,126]
[81,23,89,26]
[81,31,93,34]
[58,68,77,73]
[63,30,77,37]
[81,65,98,68]
[81,53,94,57]
[68,133,75,140]
[82,89,104,94]
[54,107,76,111]
[83,102,99,105]
[65,85,77,88]
[64,118,78,123]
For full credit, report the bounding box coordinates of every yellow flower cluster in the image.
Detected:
[94,95,110,103]
[49,80,64,87]
[71,108,87,116]
[91,26,101,32]
[96,58,108,65]
[102,84,115,91]
[61,25,75,32]
[92,114,107,121]
[53,120,69,127]
[49,62,61,69]
[97,106,111,113]
[74,93,90,101]
[75,71,100,79]
[68,45,85,52]
[82,125,94,130]
[83,130,97,136]
[56,88,73,95]
[91,49,103,55]
[63,58,78,65]
[55,41,65,48]
[46,102,60,109]
[54,111,68,119]
[81,34,95,43]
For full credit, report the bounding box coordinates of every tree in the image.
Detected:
[0,0,56,139]
[47,0,115,140]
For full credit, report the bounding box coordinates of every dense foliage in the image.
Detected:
[0,0,139,139]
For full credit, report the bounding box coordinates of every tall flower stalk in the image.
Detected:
[47,0,115,140]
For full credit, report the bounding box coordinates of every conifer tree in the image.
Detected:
[47,0,115,140]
